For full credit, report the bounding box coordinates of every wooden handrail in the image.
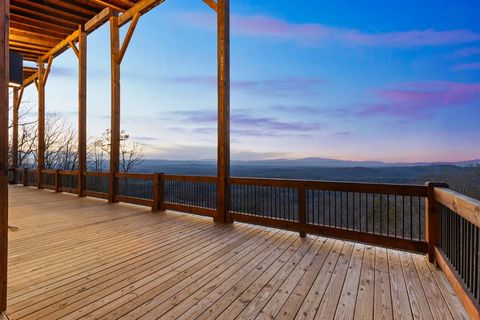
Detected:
[229,177,427,196]
[115,172,154,180]
[163,174,216,183]
[84,171,110,177]
[434,187,480,228]
[59,170,79,175]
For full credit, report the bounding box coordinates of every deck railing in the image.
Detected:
[429,186,480,318]
[230,177,427,252]
[7,167,480,318]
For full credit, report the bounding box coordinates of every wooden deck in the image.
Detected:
[5,186,470,320]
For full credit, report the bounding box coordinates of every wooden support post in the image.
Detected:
[298,186,307,238]
[215,0,231,223]
[78,25,87,197]
[426,182,449,263]
[0,0,8,310]
[23,168,27,186]
[109,13,120,203]
[37,61,45,189]
[55,169,61,192]
[11,88,19,183]
[152,172,164,211]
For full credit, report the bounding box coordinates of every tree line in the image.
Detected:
[8,102,145,172]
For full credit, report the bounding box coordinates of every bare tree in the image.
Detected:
[89,129,145,172]
[29,113,79,170]
[8,102,38,168]
[87,137,106,172]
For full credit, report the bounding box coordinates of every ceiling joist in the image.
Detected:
[8,0,168,88]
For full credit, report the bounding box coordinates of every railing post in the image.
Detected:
[23,168,28,186]
[152,173,164,211]
[298,185,307,238]
[55,169,61,193]
[37,168,43,189]
[425,182,449,263]
[8,168,13,185]
[78,170,85,197]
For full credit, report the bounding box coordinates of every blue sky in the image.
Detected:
[20,0,480,162]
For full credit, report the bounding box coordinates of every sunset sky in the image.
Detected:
[19,0,480,162]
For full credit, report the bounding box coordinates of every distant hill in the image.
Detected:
[139,157,480,170]
[132,158,480,200]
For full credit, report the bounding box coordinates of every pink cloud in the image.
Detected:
[177,12,480,47]
[358,81,480,118]
[452,63,480,71]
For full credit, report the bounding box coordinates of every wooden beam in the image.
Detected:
[109,13,120,203]
[85,7,113,33]
[78,25,87,197]
[89,0,126,12]
[11,87,24,176]
[39,30,79,62]
[118,0,166,27]
[434,187,480,228]
[215,0,230,223]
[23,71,37,87]
[42,56,53,85]
[68,40,79,58]
[203,0,218,12]
[118,12,140,63]
[0,0,8,311]
[37,61,45,180]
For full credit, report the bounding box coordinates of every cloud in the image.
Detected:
[177,11,480,47]
[358,81,480,119]
[46,68,324,97]
[149,144,288,160]
[452,63,480,71]
[452,47,480,58]
[163,75,325,96]
[131,136,158,142]
[172,109,322,133]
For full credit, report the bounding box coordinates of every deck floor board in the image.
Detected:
[6,186,470,319]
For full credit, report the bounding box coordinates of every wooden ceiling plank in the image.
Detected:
[12,0,90,22]
[10,40,52,50]
[11,5,80,28]
[10,21,67,39]
[10,28,64,43]
[11,47,46,56]
[40,0,98,17]
[10,14,73,35]
[63,0,105,11]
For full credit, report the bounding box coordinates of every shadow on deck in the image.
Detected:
[6,186,469,319]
